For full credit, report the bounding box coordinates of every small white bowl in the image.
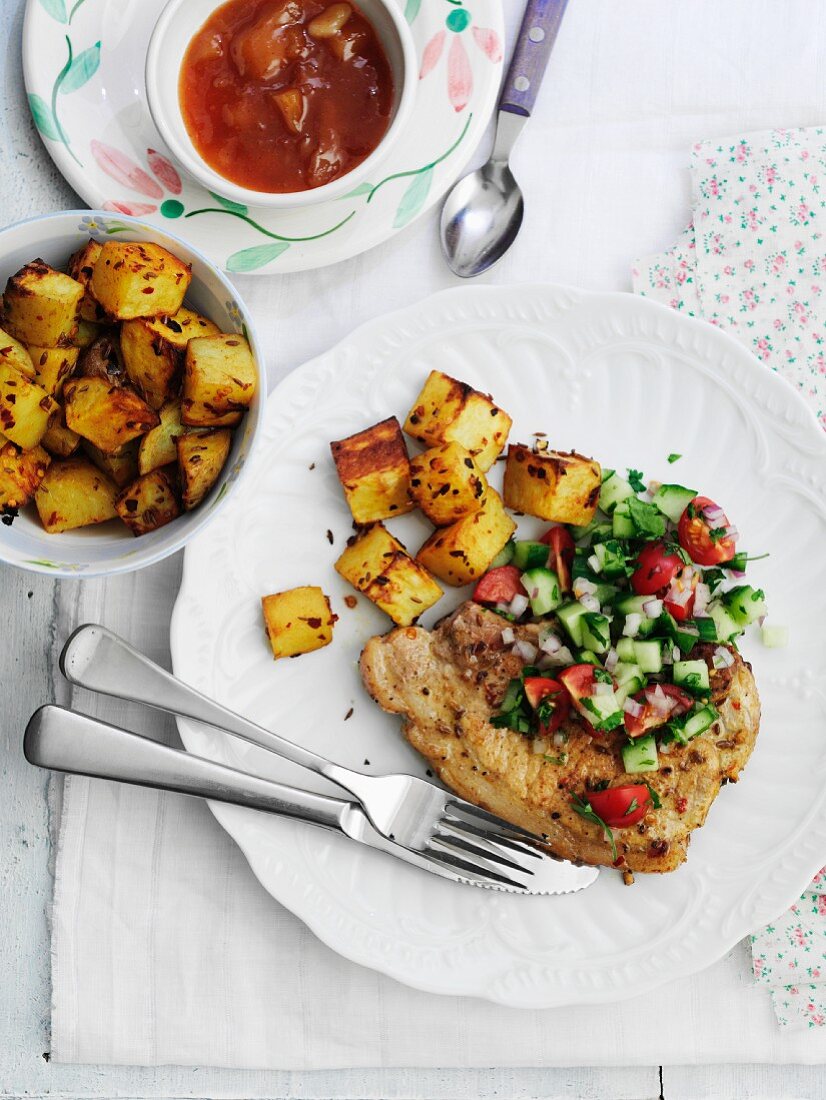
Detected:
[146,0,417,211]
[0,210,266,579]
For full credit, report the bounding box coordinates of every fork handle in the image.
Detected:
[24,705,353,832]
[60,624,353,789]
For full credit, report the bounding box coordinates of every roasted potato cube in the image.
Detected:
[71,319,104,349]
[90,241,191,320]
[182,334,256,426]
[330,416,413,524]
[34,457,118,533]
[138,400,187,474]
[416,489,515,587]
[64,376,159,454]
[363,552,443,626]
[2,260,83,346]
[82,439,140,489]
[67,239,107,323]
[261,586,336,660]
[176,429,232,510]
[334,522,406,590]
[335,524,442,625]
[0,364,58,449]
[503,445,601,525]
[115,468,181,536]
[0,435,50,510]
[41,404,81,458]
[409,441,487,527]
[0,326,35,378]
[120,308,221,409]
[403,371,511,472]
[27,345,79,396]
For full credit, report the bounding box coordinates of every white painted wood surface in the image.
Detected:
[2,0,826,1095]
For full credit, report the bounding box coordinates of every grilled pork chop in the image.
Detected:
[360,601,760,873]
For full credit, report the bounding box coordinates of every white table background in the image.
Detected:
[3,0,826,1096]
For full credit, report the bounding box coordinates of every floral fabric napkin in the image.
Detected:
[633,126,826,1029]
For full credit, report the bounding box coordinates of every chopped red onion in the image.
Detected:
[539,628,561,654]
[667,582,693,608]
[553,731,567,747]
[728,568,746,579]
[725,525,739,540]
[623,613,642,637]
[556,646,575,665]
[573,577,598,598]
[659,740,674,755]
[604,647,619,673]
[646,684,674,714]
[501,626,515,646]
[758,614,767,627]
[513,639,538,662]
[643,598,663,618]
[535,654,557,671]
[623,697,644,718]
[579,594,600,613]
[587,553,601,574]
[713,646,735,669]
[648,480,662,495]
[703,504,726,525]
[694,582,711,614]
[532,737,548,755]
[509,593,529,617]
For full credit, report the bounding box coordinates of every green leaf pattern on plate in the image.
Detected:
[226,241,291,273]
[27,93,61,140]
[393,167,434,228]
[38,0,67,22]
[59,41,100,93]
[207,191,250,216]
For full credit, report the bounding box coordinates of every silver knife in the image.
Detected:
[25,706,598,896]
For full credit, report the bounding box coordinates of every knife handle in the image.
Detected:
[499,0,569,118]
[24,705,354,833]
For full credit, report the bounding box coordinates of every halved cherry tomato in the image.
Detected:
[630,541,683,596]
[663,567,698,622]
[677,495,737,566]
[473,565,526,605]
[523,677,571,735]
[557,663,606,722]
[586,784,655,827]
[540,526,575,591]
[623,684,693,738]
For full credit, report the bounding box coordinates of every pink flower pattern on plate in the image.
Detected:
[91,141,183,216]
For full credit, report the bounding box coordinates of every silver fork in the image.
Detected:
[26,705,564,893]
[60,624,598,894]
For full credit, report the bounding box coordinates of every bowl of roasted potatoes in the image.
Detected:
[0,210,265,576]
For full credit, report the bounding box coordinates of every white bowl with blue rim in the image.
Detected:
[0,210,266,578]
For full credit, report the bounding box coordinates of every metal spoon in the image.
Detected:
[440,0,570,278]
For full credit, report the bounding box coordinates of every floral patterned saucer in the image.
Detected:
[22,0,504,274]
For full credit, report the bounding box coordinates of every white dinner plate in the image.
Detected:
[22,0,503,274]
[171,283,826,1007]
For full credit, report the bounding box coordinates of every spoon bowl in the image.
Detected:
[440,160,525,279]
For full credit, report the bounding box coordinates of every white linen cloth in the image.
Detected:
[51,0,826,1068]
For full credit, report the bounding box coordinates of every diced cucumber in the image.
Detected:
[556,602,589,647]
[511,540,549,570]
[636,616,660,639]
[581,612,612,655]
[590,581,621,604]
[656,611,700,653]
[761,624,789,648]
[622,735,659,774]
[722,585,767,627]
[616,637,637,662]
[634,639,663,673]
[599,470,636,514]
[709,602,741,643]
[582,692,625,732]
[592,540,629,580]
[695,617,718,642]
[490,540,515,568]
[612,500,636,539]
[672,659,710,696]
[615,594,649,616]
[683,704,718,739]
[522,567,562,616]
[569,514,610,541]
[577,649,601,664]
[652,483,697,523]
[614,662,645,704]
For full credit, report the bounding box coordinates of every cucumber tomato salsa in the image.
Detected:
[473,464,780,854]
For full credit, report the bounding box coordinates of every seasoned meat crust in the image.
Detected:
[360,602,761,873]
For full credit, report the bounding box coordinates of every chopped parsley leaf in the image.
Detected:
[627,468,646,493]
[708,526,728,543]
[543,753,569,766]
[645,784,662,810]
[571,794,617,860]
[667,453,682,464]
[627,497,667,538]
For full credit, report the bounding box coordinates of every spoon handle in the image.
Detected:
[499,0,570,118]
